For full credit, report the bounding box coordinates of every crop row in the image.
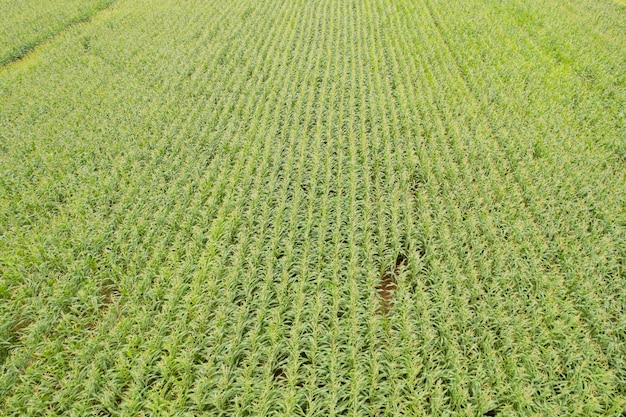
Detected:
[0,0,624,415]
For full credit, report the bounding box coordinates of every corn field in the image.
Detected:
[0,0,625,415]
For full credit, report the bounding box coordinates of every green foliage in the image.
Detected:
[0,0,624,415]
[0,0,114,66]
